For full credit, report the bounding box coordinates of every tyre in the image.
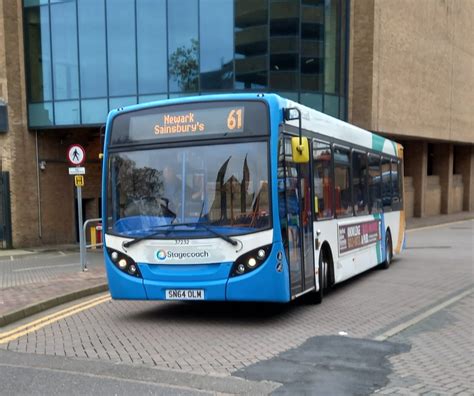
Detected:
[310,249,329,304]
[380,231,392,270]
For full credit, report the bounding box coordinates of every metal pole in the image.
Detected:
[77,186,87,271]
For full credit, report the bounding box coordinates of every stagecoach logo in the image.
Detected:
[156,250,167,260]
[156,249,210,261]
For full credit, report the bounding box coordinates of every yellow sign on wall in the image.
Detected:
[74,175,84,187]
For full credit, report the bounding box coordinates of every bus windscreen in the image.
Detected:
[109,101,268,145]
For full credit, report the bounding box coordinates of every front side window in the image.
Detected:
[352,151,368,215]
[368,154,382,213]
[107,142,270,238]
[313,141,333,219]
[334,146,352,217]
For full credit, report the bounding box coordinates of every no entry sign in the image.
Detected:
[67,144,86,166]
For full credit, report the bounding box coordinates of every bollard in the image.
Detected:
[90,225,97,250]
[97,223,103,244]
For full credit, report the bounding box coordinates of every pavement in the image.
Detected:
[0,248,107,327]
[1,211,472,329]
[0,212,472,394]
[0,215,472,395]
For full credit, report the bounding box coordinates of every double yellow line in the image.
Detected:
[0,294,111,345]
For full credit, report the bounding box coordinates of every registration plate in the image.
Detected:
[165,289,205,300]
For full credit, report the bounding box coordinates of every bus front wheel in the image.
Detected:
[310,248,329,304]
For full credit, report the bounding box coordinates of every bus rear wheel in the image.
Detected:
[380,232,392,270]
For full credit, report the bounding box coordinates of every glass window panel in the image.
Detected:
[381,157,392,210]
[270,71,298,90]
[234,0,268,89]
[324,94,339,117]
[324,0,339,94]
[200,0,234,91]
[168,93,196,99]
[54,100,80,125]
[50,1,79,100]
[334,147,352,217]
[301,3,323,91]
[313,141,333,219]
[300,93,322,111]
[139,94,168,104]
[78,0,107,98]
[24,6,52,102]
[339,96,346,120]
[368,154,382,213]
[168,0,198,93]
[109,96,137,111]
[352,151,368,215]
[81,98,108,124]
[106,0,137,96]
[270,1,298,91]
[137,0,167,95]
[28,102,54,126]
[24,0,48,8]
[276,91,299,101]
[339,0,348,97]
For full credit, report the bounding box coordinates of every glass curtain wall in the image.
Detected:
[23,0,348,127]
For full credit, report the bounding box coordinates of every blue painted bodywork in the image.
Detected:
[102,93,291,302]
[104,254,148,300]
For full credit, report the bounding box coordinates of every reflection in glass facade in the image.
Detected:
[23,0,349,127]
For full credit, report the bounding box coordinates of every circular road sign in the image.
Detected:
[67,144,86,166]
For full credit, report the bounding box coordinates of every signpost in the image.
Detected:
[67,145,87,271]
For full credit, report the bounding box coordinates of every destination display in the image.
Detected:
[141,106,244,137]
[110,101,268,145]
[338,219,381,254]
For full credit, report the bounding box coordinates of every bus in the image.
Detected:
[102,93,405,303]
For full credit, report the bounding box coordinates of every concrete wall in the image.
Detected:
[452,174,464,213]
[350,0,474,144]
[425,176,441,216]
[404,176,414,218]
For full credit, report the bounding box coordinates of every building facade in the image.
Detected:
[349,0,474,218]
[0,0,472,248]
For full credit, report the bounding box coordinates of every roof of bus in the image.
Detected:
[107,93,402,158]
[275,95,402,158]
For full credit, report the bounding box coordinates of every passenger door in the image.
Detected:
[278,137,315,298]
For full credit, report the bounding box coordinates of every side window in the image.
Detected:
[313,141,333,219]
[352,151,368,215]
[368,154,381,213]
[334,146,352,217]
[381,157,392,211]
[398,160,403,205]
[391,159,400,206]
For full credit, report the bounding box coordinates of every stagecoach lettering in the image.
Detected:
[338,219,381,254]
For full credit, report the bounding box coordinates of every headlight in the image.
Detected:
[107,248,142,278]
[231,245,272,277]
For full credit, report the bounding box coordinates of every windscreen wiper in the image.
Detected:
[122,221,237,249]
